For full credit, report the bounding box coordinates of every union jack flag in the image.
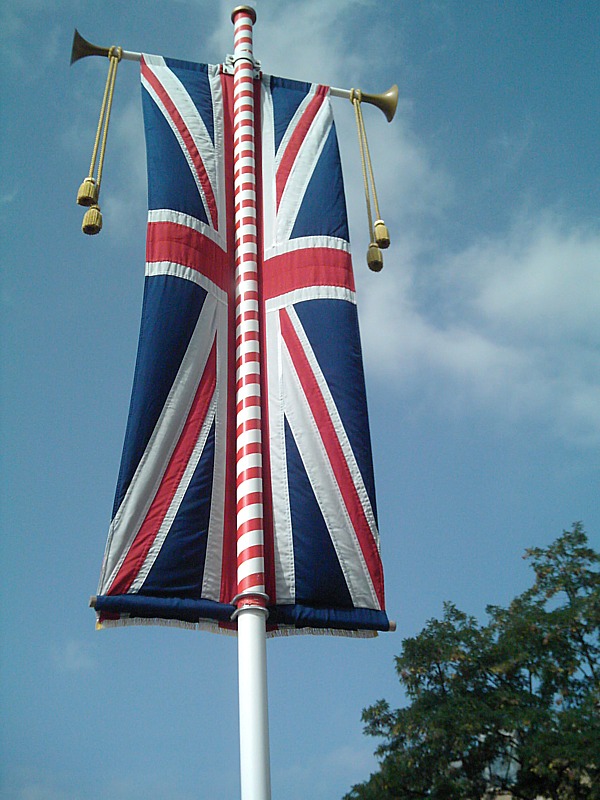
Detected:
[93,55,389,635]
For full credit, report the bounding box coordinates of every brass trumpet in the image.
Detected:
[71,29,111,65]
[359,85,398,123]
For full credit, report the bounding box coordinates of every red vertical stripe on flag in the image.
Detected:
[254,80,277,606]
[219,70,239,610]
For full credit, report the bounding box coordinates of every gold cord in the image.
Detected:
[77,46,122,234]
[95,47,121,191]
[361,107,382,224]
[351,89,374,240]
[351,88,388,270]
[87,57,115,181]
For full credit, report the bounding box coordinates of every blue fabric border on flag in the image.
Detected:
[95,595,390,632]
[94,594,236,624]
[269,604,390,633]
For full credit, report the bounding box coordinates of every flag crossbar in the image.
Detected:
[71,33,397,122]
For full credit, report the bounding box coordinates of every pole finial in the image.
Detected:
[231,4,257,24]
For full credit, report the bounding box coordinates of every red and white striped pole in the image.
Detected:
[230,6,271,800]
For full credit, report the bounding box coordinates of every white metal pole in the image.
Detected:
[230,5,272,800]
[237,605,271,800]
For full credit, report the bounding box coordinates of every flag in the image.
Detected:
[93,55,389,636]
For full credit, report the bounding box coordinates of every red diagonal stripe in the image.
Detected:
[108,340,218,596]
[237,466,262,484]
[236,418,261,438]
[280,308,384,608]
[276,86,328,210]
[142,59,219,230]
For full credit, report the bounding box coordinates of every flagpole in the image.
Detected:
[230,5,272,800]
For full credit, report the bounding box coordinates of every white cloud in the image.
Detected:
[360,213,600,444]
[238,0,371,87]
[473,217,600,339]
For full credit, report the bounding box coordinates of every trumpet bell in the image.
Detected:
[361,84,399,123]
[70,29,110,65]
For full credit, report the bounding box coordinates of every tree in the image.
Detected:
[345,524,600,800]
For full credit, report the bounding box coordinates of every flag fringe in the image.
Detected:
[95,616,377,638]
[268,625,377,640]
[96,616,235,636]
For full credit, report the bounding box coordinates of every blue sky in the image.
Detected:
[1,1,599,798]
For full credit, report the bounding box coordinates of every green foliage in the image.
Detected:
[345,524,600,800]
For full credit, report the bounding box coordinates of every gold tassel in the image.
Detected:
[76,177,99,207]
[367,242,383,272]
[374,219,390,249]
[76,45,122,234]
[351,88,391,270]
[82,204,102,235]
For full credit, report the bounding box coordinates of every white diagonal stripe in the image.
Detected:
[146,261,228,305]
[286,305,379,545]
[237,528,264,555]
[147,209,224,252]
[142,57,225,247]
[99,293,219,593]
[274,83,319,172]
[201,299,229,601]
[237,503,264,527]
[130,395,217,592]
[265,308,296,603]
[276,94,333,244]
[280,309,380,609]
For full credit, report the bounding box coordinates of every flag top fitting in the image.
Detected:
[231,5,257,24]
